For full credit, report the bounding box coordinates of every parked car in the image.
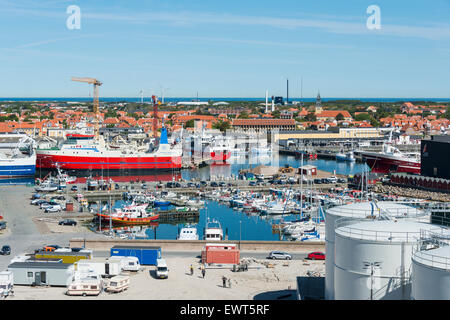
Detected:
[166,182,174,188]
[31,193,42,200]
[210,181,218,187]
[337,178,347,183]
[174,182,181,188]
[141,183,147,189]
[307,251,326,260]
[40,201,60,209]
[248,181,257,186]
[71,185,78,191]
[314,178,323,184]
[31,199,47,205]
[218,182,226,187]
[59,219,77,226]
[186,182,195,188]
[1,245,11,255]
[51,195,65,201]
[200,181,208,187]
[268,251,292,260]
[45,204,63,213]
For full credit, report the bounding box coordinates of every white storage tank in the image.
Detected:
[334,219,442,300]
[324,201,426,300]
[412,244,450,300]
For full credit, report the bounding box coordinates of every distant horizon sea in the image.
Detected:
[0,97,449,103]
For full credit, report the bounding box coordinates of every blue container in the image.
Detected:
[110,246,162,265]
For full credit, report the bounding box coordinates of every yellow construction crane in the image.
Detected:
[71,77,102,136]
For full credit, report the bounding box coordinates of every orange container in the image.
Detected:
[65,202,74,212]
[201,248,240,265]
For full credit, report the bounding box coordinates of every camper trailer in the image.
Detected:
[66,272,103,296]
[75,259,121,278]
[107,256,141,272]
[105,275,130,293]
[0,271,13,298]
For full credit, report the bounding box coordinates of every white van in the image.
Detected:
[156,259,168,279]
[108,256,140,272]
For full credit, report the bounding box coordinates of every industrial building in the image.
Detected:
[274,127,383,144]
[324,201,428,300]
[420,135,450,180]
[334,220,445,300]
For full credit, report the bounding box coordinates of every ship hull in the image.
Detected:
[36,154,182,171]
[0,155,36,179]
[361,153,421,174]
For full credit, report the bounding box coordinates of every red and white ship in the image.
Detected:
[36,127,182,172]
[358,144,421,175]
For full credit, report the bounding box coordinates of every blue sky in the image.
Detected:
[0,0,449,98]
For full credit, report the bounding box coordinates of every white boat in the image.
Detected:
[186,199,205,207]
[336,151,355,162]
[204,218,223,241]
[261,202,288,215]
[35,180,59,192]
[177,224,199,240]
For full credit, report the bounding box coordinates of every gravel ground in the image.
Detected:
[7,256,325,300]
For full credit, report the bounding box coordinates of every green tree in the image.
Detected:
[335,113,344,121]
[305,112,317,122]
[185,119,195,128]
[212,120,231,132]
[271,110,281,118]
[238,112,249,119]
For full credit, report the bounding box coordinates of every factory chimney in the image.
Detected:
[286,79,289,105]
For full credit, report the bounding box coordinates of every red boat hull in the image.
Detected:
[36,154,182,171]
[364,156,421,175]
[210,151,231,163]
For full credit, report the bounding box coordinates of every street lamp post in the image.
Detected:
[363,261,382,300]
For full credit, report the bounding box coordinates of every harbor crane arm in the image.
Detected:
[71,76,103,136]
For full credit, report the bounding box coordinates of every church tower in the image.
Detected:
[315,91,323,114]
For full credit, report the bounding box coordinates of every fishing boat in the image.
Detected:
[203,218,223,241]
[336,151,355,162]
[36,126,182,172]
[0,134,36,179]
[177,224,199,240]
[96,203,159,225]
[35,179,59,192]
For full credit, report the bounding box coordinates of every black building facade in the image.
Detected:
[421,135,450,180]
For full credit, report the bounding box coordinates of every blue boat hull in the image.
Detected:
[0,165,36,178]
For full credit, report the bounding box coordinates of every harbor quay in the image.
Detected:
[0,184,325,300]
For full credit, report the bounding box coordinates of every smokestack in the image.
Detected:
[271,96,275,112]
[265,90,268,113]
[286,79,289,105]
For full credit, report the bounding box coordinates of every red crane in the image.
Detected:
[152,95,159,144]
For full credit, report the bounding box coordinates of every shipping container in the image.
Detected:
[201,243,240,265]
[110,246,161,266]
[34,250,92,264]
